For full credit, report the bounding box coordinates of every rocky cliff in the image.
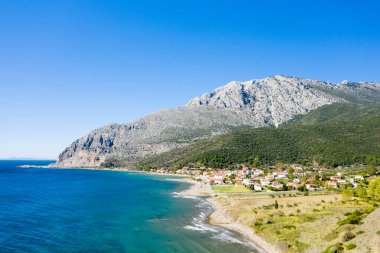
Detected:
[55,75,380,167]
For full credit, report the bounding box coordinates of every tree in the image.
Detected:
[341,189,353,201]
[298,184,307,192]
[367,166,378,176]
[368,177,380,201]
[355,187,367,199]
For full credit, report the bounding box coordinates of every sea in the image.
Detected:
[0,160,261,253]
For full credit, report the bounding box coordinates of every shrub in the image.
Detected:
[342,189,354,201]
[263,205,273,210]
[274,200,279,209]
[295,240,309,252]
[356,230,364,235]
[337,211,364,226]
[341,231,356,242]
[345,243,357,250]
[282,224,296,229]
[254,218,263,226]
[324,231,338,241]
[355,187,367,198]
[368,177,380,201]
[322,243,343,253]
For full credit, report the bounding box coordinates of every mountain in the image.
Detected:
[55,75,380,168]
[139,103,380,168]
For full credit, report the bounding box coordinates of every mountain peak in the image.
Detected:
[55,75,380,167]
[186,76,340,111]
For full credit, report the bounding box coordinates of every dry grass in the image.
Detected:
[348,207,380,253]
[216,190,376,253]
[212,185,251,193]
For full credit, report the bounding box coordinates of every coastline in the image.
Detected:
[29,163,277,252]
[180,180,279,253]
[21,164,191,177]
[206,197,280,253]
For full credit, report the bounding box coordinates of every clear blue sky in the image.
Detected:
[1,0,379,159]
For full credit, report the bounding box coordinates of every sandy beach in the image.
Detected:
[179,180,280,253]
[207,196,280,253]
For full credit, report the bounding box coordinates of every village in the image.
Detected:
[151,164,370,192]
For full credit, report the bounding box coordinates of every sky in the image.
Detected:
[0,0,379,159]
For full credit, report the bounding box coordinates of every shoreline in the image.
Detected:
[26,163,277,252]
[206,197,280,253]
[181,180,279,253]
[20,164,191,177]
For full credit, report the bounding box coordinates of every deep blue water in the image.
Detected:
[0,160,260,253]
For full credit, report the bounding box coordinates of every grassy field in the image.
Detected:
[213,190,379,253]
[211,185,252,193]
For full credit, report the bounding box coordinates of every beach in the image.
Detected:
[178,179,279,253]
[207,197,280,253]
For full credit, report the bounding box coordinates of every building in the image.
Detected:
[325,180,338,188]
[253,183,262,191]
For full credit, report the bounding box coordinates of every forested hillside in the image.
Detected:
[137,103,380,168]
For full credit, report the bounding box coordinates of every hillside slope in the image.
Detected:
[55,76,380,167]
[138,103,380,168]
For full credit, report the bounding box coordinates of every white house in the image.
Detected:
[254,183,262,191]
[242,179,252,186]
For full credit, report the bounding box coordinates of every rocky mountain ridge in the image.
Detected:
[55,75,380,167]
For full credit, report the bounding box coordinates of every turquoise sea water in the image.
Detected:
[0,160,260,253]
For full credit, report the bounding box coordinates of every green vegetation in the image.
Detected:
[322,243,344,253]
[211,185,251,193]
[345,243,357,250]
[100,158,124,168]
[139,103,380,168]
[356,230,364,235]
[253,212,315,252]
[337,210,365,226]
[368,177,380,201]
[217,184,380,253]
[341,231,356,242]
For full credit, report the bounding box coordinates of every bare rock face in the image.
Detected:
[56,107,263,167]
[55,75,380,167]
